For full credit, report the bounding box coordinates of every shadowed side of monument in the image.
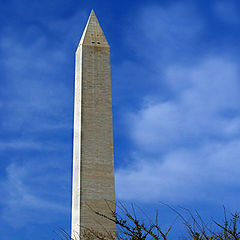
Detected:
[71,10,116,240]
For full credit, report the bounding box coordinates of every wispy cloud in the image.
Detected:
[116,138,240,206]
[125,3,204,66]
[0,162,69,227]
[0,140,45,151]
[130,57,240,152]
[214,0,240,24]
[115,2,240,207]
[0,10,87,133]
[0,10,84,228]
[116,56,240,204]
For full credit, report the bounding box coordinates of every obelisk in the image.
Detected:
[71,10,116,239]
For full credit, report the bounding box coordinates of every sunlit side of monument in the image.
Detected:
[71,10,116,240]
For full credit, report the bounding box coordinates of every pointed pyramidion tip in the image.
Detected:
[78,10,109,48]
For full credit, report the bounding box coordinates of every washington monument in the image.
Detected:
[71,10,116,239]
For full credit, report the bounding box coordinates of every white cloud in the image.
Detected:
[0,139,68,151]
[116,139,240,206]
[0,9,86,228]
[116,57,240,205]
[114,2,240,206]
[0,162,69,227]
[129,57,240,152]
[0,140,44,151]
[125,3,204,66]
[0,10,87,132]
[138,4,203,43]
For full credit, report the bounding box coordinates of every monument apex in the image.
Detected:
[79,10,109,47]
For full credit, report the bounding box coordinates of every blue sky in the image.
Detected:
[1,0,240,239]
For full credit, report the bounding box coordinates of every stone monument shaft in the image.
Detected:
[71,10,116,239]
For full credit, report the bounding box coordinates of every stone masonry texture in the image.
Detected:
[71,10,116,240]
